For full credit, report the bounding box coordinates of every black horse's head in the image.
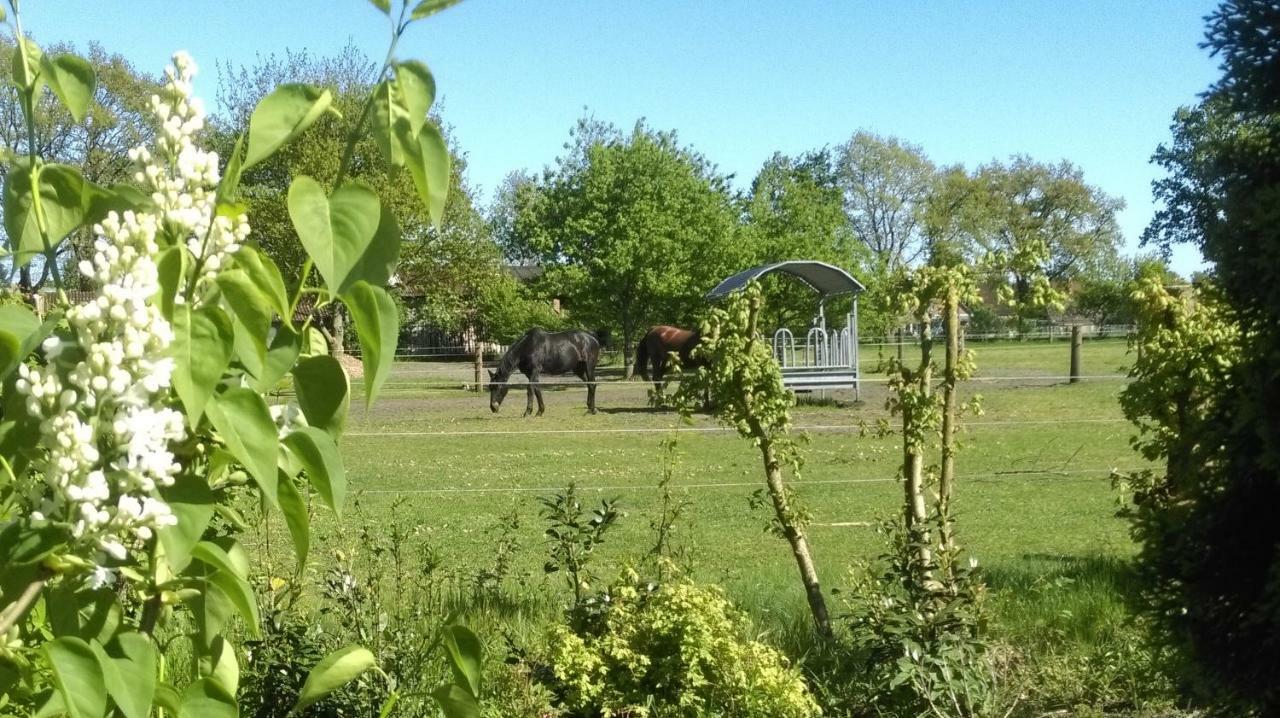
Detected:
[488,368,511,412]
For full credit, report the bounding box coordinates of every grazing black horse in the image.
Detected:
[489,328,601,416]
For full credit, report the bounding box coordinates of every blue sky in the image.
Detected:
[26,1,1221,275]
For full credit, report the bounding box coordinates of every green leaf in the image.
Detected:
[292,354,350,436]
[33,691,67,718]
[367,0,391,13]
[252,326,301,393]
[216,134,245,204]
[218,269,272,367]
[44,637,108,718]
[206,636,239,698]
[0,521,72,565]
[189,580,234,650]
[292,645,376,715]
[41,53,96,123]
[179,678,237,718]
[347,204,401,292]
[403,122,451,227]
[371,80,409,168]
[288,176,383,294]
[431,683,481,718]
[283,426,346,516]
[84,182,149,220]
[394,61,435,135]
[192,540,249,581]
[342,281,398,406]
[171,305,234,424]
[3,163,87,266]
[102,633,156,718]
[205,387,281,507]
[277,471,310,571]
[47,587,119,643]
[411,0,462,20]
[153,684,182,714]
[158,474,216,574]
[155,245,190,321]
[441,625,483,697]
[244,84,333,169]
[10,39,42,92]
[206,569,260,639]
[234,245,291,321]
[0,303,40,379]
[301,326,330,358]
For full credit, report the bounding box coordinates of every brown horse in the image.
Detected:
[634,325,703,393]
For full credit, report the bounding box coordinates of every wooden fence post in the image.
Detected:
[1069,325,1083,383]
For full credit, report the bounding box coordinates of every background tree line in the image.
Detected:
[2,40,1168,357]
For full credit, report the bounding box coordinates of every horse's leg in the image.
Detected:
[531,369,545,416]
[653,353,666,395]
[523,370,535,417]
[582,364,598,414]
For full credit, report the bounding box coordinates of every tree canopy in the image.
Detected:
[1129,0,1280,710]
[507,118,742,371]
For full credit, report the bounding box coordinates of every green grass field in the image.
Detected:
[250,337,1178,713]
[305,338,1143,611]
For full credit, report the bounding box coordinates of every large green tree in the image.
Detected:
[972,156,1124,311]
[509,119,742,374]
[740,149,869,333]
[1129,0,1280,710]
[835,131,937,272]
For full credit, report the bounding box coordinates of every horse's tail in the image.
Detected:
[634,331,650,381]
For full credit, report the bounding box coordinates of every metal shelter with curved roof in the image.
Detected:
[705,260,865,301]
[705,260,865,396]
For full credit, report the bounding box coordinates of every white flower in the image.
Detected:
[15,51,246,571]
[86,566,116,590]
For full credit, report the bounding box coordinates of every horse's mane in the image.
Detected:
[495,328,543,376]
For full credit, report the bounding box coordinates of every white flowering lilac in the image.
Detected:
[15,52,242,571]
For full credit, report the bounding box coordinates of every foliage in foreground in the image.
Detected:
[675,282,831,638]
[541,572,820,718]
[839,517,997,718]
[1133,0,1280,711]
[0,1,480,715]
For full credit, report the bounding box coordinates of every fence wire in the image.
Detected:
[353,465,1142,496]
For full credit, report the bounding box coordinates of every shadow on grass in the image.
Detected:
[597,406,671,415]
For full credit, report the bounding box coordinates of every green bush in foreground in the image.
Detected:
[544,573,820,718]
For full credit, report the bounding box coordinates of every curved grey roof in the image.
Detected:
[705,261,865,300]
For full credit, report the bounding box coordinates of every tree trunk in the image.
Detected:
[757,430,832,638]
[328,306,347,356]
[903,320,933,567]
[1069,325,1083,383]
[474,344,484,393]
[939,288,960,559]
[622,312,634,379]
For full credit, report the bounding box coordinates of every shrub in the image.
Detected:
[840,517,1000,718]
[542,573,820,718]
